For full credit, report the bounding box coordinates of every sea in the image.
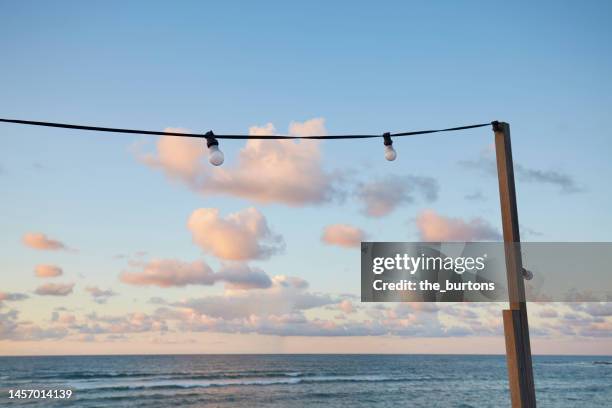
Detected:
[0,354,610,407]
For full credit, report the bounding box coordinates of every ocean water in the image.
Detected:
[0,354,610,407]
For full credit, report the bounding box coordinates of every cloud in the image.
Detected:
[203,119,337,205]
[10,298,445,339]
[571,303,612,317]
[148,297,167,305]
[0,310,19,338]
[578,322,612,337]
[338,300,355,314]
[51,311,76,325]
[187,207,284,261]
[22,233,67,250]
[74,311,168,336]
[138,118,338,206]
[120,259,216,287]
[276,275,309,289]
[0,292,28,308]
[321,224,366,248]
[356,175,438,217]
[85,286,118,304]
[0,292,28,302]
[515,165,583,193]
[137,127,205,184]
[171,275,334,320]
[416,209,501,241]
[7,288,611,340]
[460,153,583,194]
[120,259,272,289]
[215,264,272,290]
[35,264,63,278]
[34,283,74,296]
[211,314,391,337]
[0,309,68,341]
[538,308,559,318]
[161,289,457,337]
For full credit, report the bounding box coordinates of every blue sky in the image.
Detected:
[1,1,611,354]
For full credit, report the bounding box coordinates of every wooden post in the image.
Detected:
[493,121,537,407]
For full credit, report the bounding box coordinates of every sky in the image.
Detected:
[1,0,611,355]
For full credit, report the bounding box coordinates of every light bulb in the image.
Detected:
[384,145,397,161]
[382,132,396,161]
[208,144,224,166]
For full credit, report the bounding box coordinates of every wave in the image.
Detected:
[25,370,308,381]
[72,374,403,391]
[32,372,160,380]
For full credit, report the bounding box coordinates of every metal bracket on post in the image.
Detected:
[493,121,537,408]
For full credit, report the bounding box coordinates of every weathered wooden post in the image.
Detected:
[493,121,537,407]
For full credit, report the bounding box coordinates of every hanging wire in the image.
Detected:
[0,118,492,140]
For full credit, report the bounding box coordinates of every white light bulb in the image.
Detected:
[384,145,397,161]
[208,145,224,166]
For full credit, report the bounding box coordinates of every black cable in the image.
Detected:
[0,118,492,140]
[391,123,492,137]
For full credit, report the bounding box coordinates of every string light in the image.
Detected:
[382,132,396,161]
[0,118,493,166]
[204,131,224,166]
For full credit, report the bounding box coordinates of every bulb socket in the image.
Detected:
[204,130,218,148]
[383,132,393,146]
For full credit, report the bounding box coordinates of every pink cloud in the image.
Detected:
[321,224,366,248]
[34,283,74,296]
[187,207,284,261]
[120,259,216,288]
[415,209,501,241]
[75,311,168,336]
[35,264,63,278]
[138,127,204,184]
[120,259,272,289]
[204,119,333,205]
[137,119,337,206]
[22,233,67,251]
[338,300,355,314]
[51,311,76,325]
